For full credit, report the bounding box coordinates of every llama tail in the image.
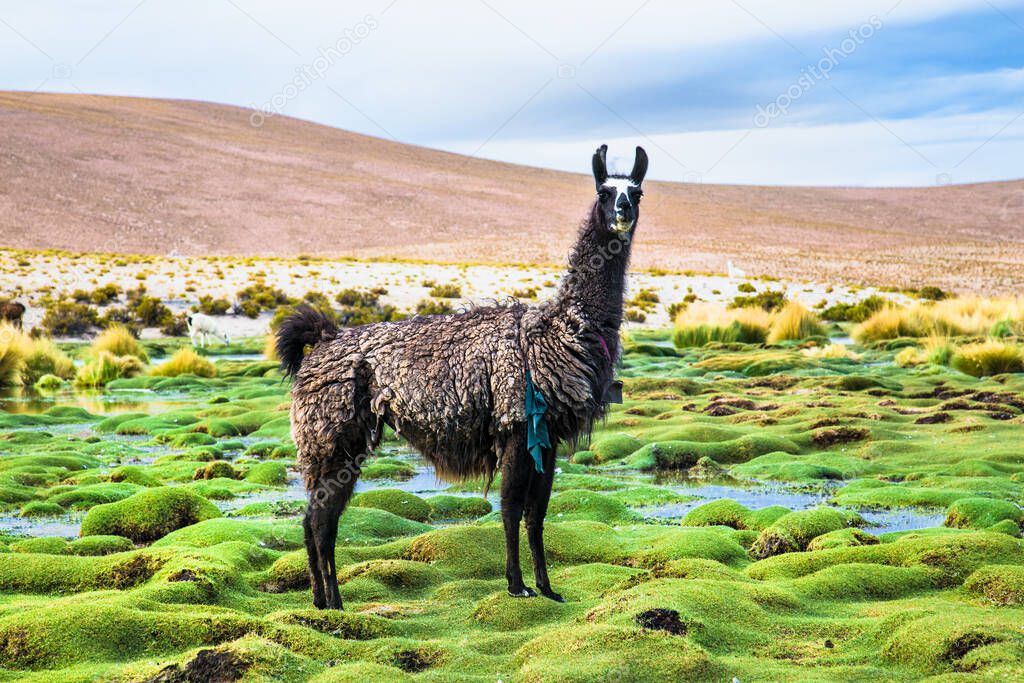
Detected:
[276,305,339,379]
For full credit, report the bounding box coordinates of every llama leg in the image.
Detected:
[501,437,535,597]
[525,447,562,602]
[302,510,326,608]
[308,455,360,609]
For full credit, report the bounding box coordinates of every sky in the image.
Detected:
[2,0,1023,186]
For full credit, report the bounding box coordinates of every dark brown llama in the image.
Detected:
[0,302,26,329]
[278,144,648,609]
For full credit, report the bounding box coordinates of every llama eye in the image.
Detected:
[598,190,611,201]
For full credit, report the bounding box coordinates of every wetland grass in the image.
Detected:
[0,332,1021,681]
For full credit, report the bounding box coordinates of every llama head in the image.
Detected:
[591,144,648,234]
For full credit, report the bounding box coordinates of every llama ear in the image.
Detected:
[630,146,648,185]
[592,144,608,188]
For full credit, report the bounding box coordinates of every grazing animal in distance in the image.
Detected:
[727,260,746,280]
[186,312,230,348]
[278,144,648,610]
[0,302,26,330]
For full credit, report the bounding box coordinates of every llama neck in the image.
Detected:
[554,201,633,340]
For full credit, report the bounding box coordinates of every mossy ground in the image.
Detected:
[0,333,1021,681]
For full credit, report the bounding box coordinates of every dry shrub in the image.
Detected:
[767,302,825,343]
[950,340,1024,377]
[673,303,771,348]
[855,297,1024,343]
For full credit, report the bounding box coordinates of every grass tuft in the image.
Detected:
[0,324,34,386]
[672,304,770,348]
[150,348,216,378]
[88,325,149,363]
[855,297,1024,343]
[950,340,1024,377]
[853,306,930,343]
[766,302,825,343]
[75,352,144,387]
[22,337,75,386]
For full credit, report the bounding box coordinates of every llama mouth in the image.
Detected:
[610,219,634,234]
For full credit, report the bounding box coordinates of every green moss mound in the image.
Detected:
[0,550,164,593]
[964,565,1024,605]
[548,490,637,524]
[192,461,240,480]
[731,452,844,482]
[516,624,721,682]
[19,501,65,517]
[360,457,416,480]
[152,518,303,550]
[625,434,799,470]
[310,662,412,682]
[791,562,938,600]
[881,612,1021,674]
[589,433,643,462]
[340,559,445,599]
[108,465,161,487]
[352,488,431,522]
[628,527,749,567]
[407,525,508,579]
[80,487,222,543]
[472,591,574,630]
[944,497,1024,530]
[748,530,1024,586]
[337,506,432,543]
[0,600,255,670]
[9,537,69,555]
[682,499,752,529]
[806,528,879,551]
[244,461,288,486]
[67,535,136,556]
[750,507,849,559]
[268,608,394,639]
[47,482,141,510]
[425,494,491,520]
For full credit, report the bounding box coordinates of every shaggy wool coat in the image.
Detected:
[289,203,625,490]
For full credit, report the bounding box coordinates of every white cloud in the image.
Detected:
[457,110,1024,186]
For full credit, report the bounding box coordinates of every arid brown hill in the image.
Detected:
[1,91,1022,293]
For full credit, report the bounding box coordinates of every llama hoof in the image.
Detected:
[540,589,565,603]
[508,586,537,598]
